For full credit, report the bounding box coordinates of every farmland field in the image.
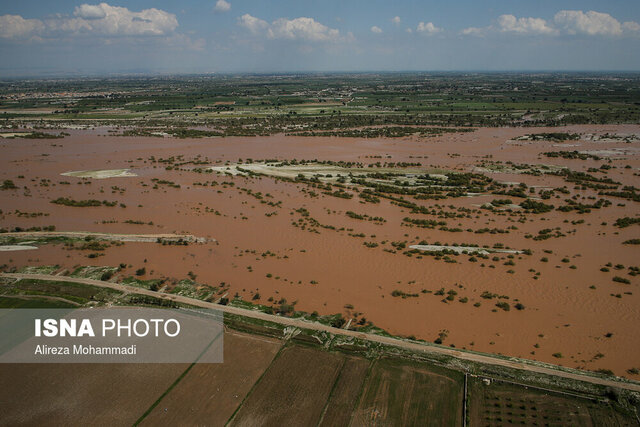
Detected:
[0,295,77,308]
[141,330,282,426]
[319,356,371,426]
[228,345,344,426]
[0,363,189,426]
[351,357,464,426]
[467,376,637,426]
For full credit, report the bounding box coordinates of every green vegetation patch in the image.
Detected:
[70,266,118,281]
[51,197,118,207]
[0,278,121,304]
[122,276,165,291]
[0,295,77,308]
[17,265,59,275]
[169,279,215,300]
[614,217,640,228]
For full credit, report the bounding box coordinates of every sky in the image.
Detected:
[0,1,639,77]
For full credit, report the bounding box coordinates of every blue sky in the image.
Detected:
[0,1,639,76]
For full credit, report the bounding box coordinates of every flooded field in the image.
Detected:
[1,125,639,377]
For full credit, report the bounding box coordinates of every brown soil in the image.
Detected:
[141,330,282,426]
[228,345,343,426]
[319,356,371,426]
[0,363,188,426]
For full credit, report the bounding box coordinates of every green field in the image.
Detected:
[0,295,77,308]
[352,357,463,426]
[2,73,639,131]
[0,278,121,304]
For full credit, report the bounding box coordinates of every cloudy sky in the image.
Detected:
[1,1,639,76]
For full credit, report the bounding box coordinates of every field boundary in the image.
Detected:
[132,329,224,426]
[223,344,286,426]
[316,357,348,426]
[463,373,468,427]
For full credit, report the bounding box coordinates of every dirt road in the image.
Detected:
[0,231,212,243]
[2,272,639,393]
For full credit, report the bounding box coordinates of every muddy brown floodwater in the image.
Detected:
[1,125,639,377]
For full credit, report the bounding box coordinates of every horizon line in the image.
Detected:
[2,69,640,81]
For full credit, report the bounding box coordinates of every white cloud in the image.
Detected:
[462,14,555,36]
[405,28,413,33]
[268,17,340,42]
[62,3,178,36]
[45,17,90,34]
[238,14,268,34]
[462,10,638,38]
[461,26,485,37]
[0,3,184,45]
[623,21,640,33]
[555,10,623,36]
[0,14,45,39]
[74,4,107,20]
[392,16,401,25]
[238,14,342,43]
[214,0,231,13]
[497,14,556,35]
[416,22,442,35]
[371,26,382,34]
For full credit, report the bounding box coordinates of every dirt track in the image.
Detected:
[0,231,212,243]
[2,272,639,393]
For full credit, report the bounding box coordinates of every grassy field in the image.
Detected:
[319,356,371,426]
[228,345,344,426]
[352,357,464,426]
[0,295,76,308]
[0,278,121,304]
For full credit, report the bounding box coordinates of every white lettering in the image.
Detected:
[43,319,58,337]
[133,319,149,337]
[34,319,95,337]
[165,319,180,337]
[77,319,94,337]
[59,319,75,337]
[117,319,131,337]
